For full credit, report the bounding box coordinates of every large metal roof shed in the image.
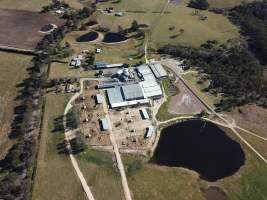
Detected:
[149,62,167,79]
[121,84,144,101]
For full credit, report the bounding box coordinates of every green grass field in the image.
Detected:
[123,155,205,200]
[220,128,267,200]
[96,0,239,47]
[48,62,95,79]
[32,93,86,200]
[0,52,32,158]
[76,148,125,200]
[62,30,143,63]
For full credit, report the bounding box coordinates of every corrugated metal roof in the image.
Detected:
[141,108,149,119]
[145,126,155,138]
[95,61,107,69]
[137,64,153,75]
[96,94,103,104]
[106,63,124,68]
[107,87,124,105]
[150,62,167,79]
[100,118,109,130]
[121,84,144,100]
[140,81,163,98]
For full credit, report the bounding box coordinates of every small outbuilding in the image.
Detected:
[145,126,155,138]
[140,108,149,119]
[95,61,108,69]
[115,12,124,17]
[95,94,103,104]
[100,118,109,131]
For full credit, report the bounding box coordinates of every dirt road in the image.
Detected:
[102,96,133,200]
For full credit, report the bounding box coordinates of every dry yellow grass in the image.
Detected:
[0,52,32,158]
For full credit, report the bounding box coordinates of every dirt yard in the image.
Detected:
[168,79,206,114]
[0,8,64,49]
[75,81,111,146]
[109,106,153,149]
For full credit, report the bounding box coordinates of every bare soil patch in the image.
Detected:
[229,104,267,136]
[168,80,206,114]
[0,8,64,49]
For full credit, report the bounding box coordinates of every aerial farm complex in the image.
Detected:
[1,0,267,200]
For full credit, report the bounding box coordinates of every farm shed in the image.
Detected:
[100,118,109,131]
[140,108,149,119]
[145,126,155,138]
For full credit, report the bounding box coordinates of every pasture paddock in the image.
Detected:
[0,8,64,49]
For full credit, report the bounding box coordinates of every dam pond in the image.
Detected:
[152,120,245,181]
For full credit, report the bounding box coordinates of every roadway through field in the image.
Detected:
[102,94,133,200]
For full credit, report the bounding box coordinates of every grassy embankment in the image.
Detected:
[156,78,180,121]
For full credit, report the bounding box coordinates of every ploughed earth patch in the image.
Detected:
[0,8,64,49]
[152,120,245,181]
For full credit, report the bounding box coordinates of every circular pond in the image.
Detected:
[76,31,99,42]
[103,32,127,43]
[152,120,245,181]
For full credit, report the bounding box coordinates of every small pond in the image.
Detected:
[76,31,99,42]
[103,32,127,43]
[152,120,245,181]
[40,24,54,32]
[86,20,98,26]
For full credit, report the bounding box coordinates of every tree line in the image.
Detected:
[0,2,96,199]
[158,41,267,111]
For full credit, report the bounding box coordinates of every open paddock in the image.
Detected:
[0,52,32,158]
[0,8,64,49]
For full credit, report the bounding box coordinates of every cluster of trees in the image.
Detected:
[158,41,267,110]
[0,2,97,199]
[66,106,80,129]
[229,1,267,65]
[118,20,146,39]
[188,0,209,10]
[41,0,70,13]
[0,52,48,200]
